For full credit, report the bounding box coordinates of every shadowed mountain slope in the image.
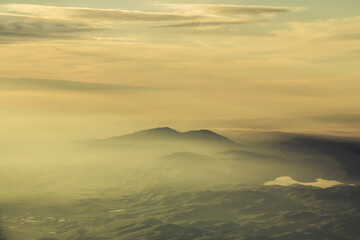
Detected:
[108,127,235,144]
[266,134,360,182]
[87,128,238,154]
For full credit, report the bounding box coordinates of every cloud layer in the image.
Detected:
[0,13,103,43]
[0,3,301,42]
[0,77,149,92]
[2,4,200,22]
[166,4,301,17]
[3,4,299,22]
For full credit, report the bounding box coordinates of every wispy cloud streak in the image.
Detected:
[1,3,301,24]
[2,4,202,22]
[0,3,303,42]
[0,13,103,42]
[0,77,150,92]
[165,4,302,16]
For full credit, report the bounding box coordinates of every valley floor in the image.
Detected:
[1,184,360,240]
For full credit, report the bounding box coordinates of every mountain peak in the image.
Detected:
[134,127,179,135]
[185,129,221,136]
[145,127,178,133]
[183,129,235,144]
[116,127,180,140]
[106,127,236,146]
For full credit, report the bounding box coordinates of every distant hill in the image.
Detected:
[102,127,237,146]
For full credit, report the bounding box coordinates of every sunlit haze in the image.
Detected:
[1,1,359,240]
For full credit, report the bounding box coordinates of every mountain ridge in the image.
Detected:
[95,127,237,145]
[106,127,236,144]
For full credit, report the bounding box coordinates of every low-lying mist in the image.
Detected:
[1,127,359,239]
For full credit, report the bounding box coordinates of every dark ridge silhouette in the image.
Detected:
[108,127,234,143]
[115,127,181,140]
[106,127,236,145]
[182,129,234,143]
[271,135,360,182]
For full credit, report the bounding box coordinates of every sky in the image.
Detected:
[0,0,360,141]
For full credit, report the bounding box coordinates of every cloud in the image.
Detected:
[273,17,360,42]
[166,4,302,17]
[1,3,301,27]
[154,19,267,28]
[204,5,301,16]
[153,4,301,28]
[2,4,201,23]
[265,17,360,62]
[0,13,103,43]
[199,114,360,134]
[0,3,303,43]
[0,77,150,92]
[307,114,360,125]
[264,176,343,188]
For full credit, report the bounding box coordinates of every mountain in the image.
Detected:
[104,127,237,146]
[270,135,360,182]
[111,127,181,141]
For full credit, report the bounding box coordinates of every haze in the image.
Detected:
[1,1,360,240]
[1,0,360,142]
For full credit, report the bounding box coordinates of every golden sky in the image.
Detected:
[0,0,360,140]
